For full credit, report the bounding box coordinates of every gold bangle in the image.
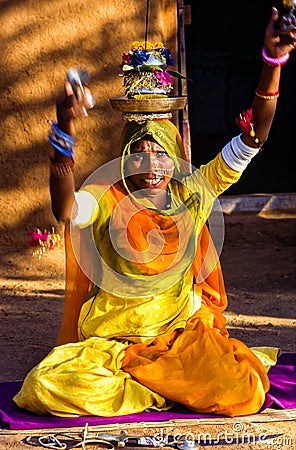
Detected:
[255,92,279,100]
[49,158,75,178]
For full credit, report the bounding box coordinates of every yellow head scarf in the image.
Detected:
[119,119,190,175]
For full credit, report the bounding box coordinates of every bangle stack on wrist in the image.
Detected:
[262,46,289,67]
[48,120,75,159]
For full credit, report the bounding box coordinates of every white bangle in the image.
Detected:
[222,135,260,172]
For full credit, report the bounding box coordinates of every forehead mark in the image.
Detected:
[131,141,167,153]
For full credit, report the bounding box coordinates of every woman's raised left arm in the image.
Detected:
[241,7,296,148]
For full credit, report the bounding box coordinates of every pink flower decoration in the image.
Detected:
[236,108,254,135]
[28,228,61,257]
[152,69,173,87]
[29,230,49,247]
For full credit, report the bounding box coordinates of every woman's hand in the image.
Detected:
[264,7,296,58]
[56,81,94,136]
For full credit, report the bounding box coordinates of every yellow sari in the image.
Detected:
[14,120,270,418]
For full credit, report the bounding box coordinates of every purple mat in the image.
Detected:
[1,353,295,430]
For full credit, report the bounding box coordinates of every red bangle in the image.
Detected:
[255,87,280,100]
[256,88,279,97]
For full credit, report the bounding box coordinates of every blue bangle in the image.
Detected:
[49,139,74,158]
[48,120,75,158]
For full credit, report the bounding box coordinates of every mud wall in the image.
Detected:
[0,0,178,247]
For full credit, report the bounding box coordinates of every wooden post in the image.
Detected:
[177,0,192,166]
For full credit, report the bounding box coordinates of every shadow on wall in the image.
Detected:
[0,0,177,247]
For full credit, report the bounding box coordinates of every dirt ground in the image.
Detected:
[0,211,295,449]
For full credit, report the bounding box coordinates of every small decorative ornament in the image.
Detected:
[66,67,96,118]
[28,227,61,258]
[66,67,96,109]
[236,108,261,148]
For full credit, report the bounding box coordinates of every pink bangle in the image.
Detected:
[262,46,290,67]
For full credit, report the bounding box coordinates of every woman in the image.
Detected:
[14,8,295,417]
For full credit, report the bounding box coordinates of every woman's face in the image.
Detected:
[124,138,175,193]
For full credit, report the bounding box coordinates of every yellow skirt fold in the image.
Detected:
[13,337,170,417]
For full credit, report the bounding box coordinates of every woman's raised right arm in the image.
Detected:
[49,82,89,222]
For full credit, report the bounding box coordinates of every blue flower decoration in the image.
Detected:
[161,49,174,66]
[130,50,149,67]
